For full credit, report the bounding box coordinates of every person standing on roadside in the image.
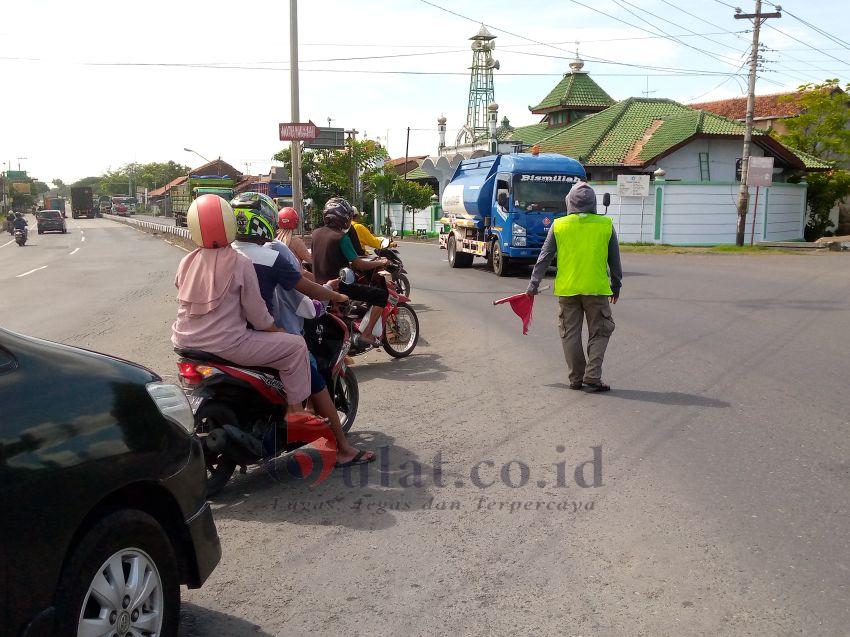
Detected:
[526,182,622,392]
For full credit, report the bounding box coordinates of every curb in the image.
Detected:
[104,214,194,251]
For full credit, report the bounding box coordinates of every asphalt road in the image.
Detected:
[2,217,849,636]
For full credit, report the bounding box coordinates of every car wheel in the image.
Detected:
[54,509,180,637]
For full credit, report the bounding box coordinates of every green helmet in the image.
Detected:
[230,192,278,241]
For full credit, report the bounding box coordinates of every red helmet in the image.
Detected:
[278,207,299,230]
[187,194,236,249]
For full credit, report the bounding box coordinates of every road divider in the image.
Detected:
[16,265,48,278]
[103,214,194,251]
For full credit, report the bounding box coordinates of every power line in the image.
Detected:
[299,31,751,48]
[568,0,745,69]
[763,23,850,67]
[762,1,850,51]
[655,0,811,85]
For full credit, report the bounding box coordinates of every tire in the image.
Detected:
[382,302,420,358]
[195,402,239,496]
[491,241,510,277]
[54,510,180,637]
[395,272,411,298]
[334,368,359,433]
[447,234,473,268]
[37,229,43,234]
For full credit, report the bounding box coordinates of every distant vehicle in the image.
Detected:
[0,328,222,636]
[36,209,68,234]
[98,195,112,214]
[173,176,235,227]
[70,186,95,219]
[111,196,136,216]
[42,196,66,216]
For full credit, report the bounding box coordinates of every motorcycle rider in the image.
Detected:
[276,206,312,264]
[352,208,396,253]
[230,192,374,467]
[5,210,15,234]
[311,197,390,345]
[171,194,320,430]
[12,212,28,239]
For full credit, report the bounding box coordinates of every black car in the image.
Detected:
[0,329,221,637]
[36,209,67,234]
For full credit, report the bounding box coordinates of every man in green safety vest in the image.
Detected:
[526,182,622,392]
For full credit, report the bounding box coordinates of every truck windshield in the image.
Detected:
[512,175,580,213]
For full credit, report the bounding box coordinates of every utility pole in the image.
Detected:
[734,1,781,246]
[289,0,303,228]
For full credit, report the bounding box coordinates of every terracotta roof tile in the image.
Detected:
[690,92,807,120]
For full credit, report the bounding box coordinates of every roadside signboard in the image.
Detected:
[305,127,346,150]
[617,174,651,198]
[746,156,774,187]
[279,121,318,142]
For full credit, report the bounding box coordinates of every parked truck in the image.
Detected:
[439,152,586,276]
[70,187,95,219]
[173,175,236,227]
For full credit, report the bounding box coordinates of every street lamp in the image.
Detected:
[183,147,212,164]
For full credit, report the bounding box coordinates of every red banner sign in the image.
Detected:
[279,121,318,141]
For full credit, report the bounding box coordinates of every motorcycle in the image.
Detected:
[14,227,27,246]
[340,266,420,359]
[373,240,410,298]
[174,311,358,496]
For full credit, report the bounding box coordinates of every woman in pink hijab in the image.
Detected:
[172,195,313,419]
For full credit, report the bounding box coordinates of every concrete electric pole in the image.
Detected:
[734,1,781,246]
[289,0,303,227]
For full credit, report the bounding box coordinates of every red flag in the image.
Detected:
[493,292,535,335]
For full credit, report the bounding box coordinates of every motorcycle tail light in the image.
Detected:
[176,362,211,385]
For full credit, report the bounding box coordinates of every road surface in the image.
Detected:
[2,217,849,635]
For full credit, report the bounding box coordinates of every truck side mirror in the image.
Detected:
[497,190,509,208]
[602,192,611,212]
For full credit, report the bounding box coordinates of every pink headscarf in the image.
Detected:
[175,245,240,317]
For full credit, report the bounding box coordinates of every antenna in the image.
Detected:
[641,76,657,98]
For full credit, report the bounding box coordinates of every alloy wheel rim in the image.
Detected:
[78,547,164,637]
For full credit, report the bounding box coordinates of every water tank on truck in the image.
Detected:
[438,153,585,276]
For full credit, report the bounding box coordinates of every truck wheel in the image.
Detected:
[491,241,510,277]
[448,235,473,268]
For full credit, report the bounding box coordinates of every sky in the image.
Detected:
[2,0,849,183]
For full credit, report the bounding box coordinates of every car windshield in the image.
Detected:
[43,210,62,219]
[512,175,581,213]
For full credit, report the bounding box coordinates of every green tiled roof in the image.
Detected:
[405,166,431,180]
[521,97,818,169]
[530,72,615,113]
[501,122,550,144]
[788,147,832,170]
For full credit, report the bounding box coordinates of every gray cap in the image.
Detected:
[566,182,597,214]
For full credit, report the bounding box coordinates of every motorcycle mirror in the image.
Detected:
[380,237,391,249]
[602,192,611,211]
[392,230,399,237]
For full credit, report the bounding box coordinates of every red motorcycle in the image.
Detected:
[339,267,419,359]
[175,311,358,496]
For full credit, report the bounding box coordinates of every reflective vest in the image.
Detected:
[553,214,613,297]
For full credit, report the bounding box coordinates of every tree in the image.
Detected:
[365,168,434,236]
[32,181,50,194]
[779,80,850,238]
[779,80,850,164]
[52,179,69,196]
[71,176,103,191]
[273,139,388,225]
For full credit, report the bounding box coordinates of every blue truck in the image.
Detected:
[439,152,586,276]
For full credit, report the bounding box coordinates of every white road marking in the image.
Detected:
[81,235,86,242]
[69,247,80,255]
[0,239,13,249]
[16,265,48,278]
